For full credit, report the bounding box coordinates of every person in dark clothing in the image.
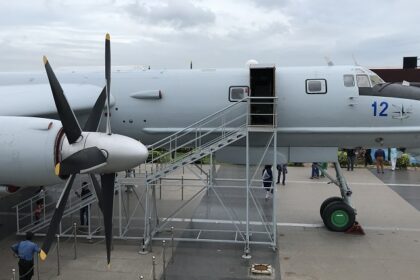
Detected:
[75,182,92,225]
[364,149,373,167]
[346,149,356,171]
[34,200,43,224]
[11,231,40,280]
[310,162,319,179]
[262,165,273,200]
[375,148,385,174]
[276,164,287,185]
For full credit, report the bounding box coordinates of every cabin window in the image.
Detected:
[306,79,327,94]
[229,86,249,101]
[356,74,371,87]
[343,75,355,87]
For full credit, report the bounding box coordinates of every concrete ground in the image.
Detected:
[0,164,420,279]
[277,166,420,280]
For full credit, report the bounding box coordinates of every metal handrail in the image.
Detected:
[14,181,97,233]
[145,95,278,183]
[150,112,247,164]
[149,97,248,149]
[146,127,247,181]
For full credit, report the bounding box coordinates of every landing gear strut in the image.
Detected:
[318,162,356,232]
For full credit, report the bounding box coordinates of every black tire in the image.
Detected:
[322,201,356,232]
[320,196,343,217]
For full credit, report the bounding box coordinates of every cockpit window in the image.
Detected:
[356,74,371,87]
[343,75,355,87]
[370,75,385,86]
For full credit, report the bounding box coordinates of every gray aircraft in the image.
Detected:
[2,34,420,263]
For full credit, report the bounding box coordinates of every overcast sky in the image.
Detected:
[1,0,419,71]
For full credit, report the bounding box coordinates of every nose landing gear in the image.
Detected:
[318,163,357,232]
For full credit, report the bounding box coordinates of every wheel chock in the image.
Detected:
[345,221,365,235]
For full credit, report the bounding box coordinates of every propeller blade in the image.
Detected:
[89,174,104,213]
[56,147,107,176]
[40,175,76,260]
[105,33,112,135]
[84,86,107,132]
[43,56,82,144]
[101,173,116,266]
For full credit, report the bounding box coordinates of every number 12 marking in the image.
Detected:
[371,101,388,117]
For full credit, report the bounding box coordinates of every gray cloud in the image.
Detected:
[251,0,291,9]
[123,1,216,29]
[0,0,420,71]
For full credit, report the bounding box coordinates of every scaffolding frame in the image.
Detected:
[15,96,279,259]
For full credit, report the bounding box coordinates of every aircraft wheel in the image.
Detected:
[320,196,343,217]
[322,201,355,232]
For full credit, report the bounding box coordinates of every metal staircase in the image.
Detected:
[145,97,249,184]
[14,96,277,243]
[14,182,98,235]
[141,95,278,252]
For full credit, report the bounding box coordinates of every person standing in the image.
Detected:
[11,232,40,280]
[310,162,319,179]
[276,164,287,185]
[346,149,356,171]
[125,169,136,193]
[390,148,398,171]
[262,165,273,200]
[75,182,92,226]
[364,149,373,167]
[375,148,385,174]
[319,162,328,177]
[34,200,43,224]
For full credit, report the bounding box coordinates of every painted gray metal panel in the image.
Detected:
[0,83,114,117]
[289,147,338,163]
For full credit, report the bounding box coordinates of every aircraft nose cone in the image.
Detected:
[360,83,420,101]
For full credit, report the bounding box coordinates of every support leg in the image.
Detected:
[242,130,251,259]
[151,183,159,228]
[141,182,151,253]
[333,162,353,206]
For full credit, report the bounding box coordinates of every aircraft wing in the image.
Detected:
[0,83,115,117]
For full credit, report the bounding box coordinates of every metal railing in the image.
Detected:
[14,181,97,234]
[145,97,277,183]
[148,97,249,164]
[145,97,251,183]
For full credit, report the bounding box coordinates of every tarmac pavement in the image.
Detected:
[0,164,419,280]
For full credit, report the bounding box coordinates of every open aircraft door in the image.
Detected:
[249,64,276,126]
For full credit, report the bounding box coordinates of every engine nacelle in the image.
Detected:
[0,117,63,187]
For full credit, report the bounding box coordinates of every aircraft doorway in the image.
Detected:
[249,65,276,126]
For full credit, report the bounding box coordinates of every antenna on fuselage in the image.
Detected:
[324,56,334,66]
[352,54,360,66]
[190,61,193,69]
[246,59,258,67]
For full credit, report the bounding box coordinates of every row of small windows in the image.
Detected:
[305,74,384,94]
[228,73,385,99]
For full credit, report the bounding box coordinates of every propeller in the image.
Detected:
[105,33,111,135]
[39,34,147,267]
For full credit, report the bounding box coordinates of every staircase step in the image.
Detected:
[145,127,248,184]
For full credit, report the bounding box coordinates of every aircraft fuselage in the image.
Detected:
[1,65,420,149]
